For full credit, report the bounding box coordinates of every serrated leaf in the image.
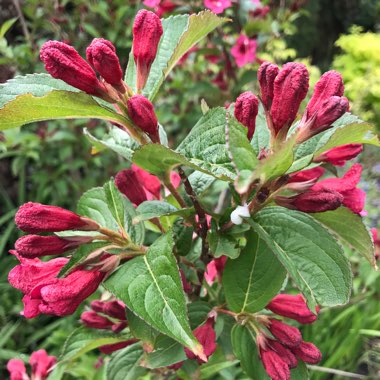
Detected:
[312,207,377,268]
[188,171,215,196]
[250,207,352,309]
[104,180,126,230]
[126,309,159,346]
[125,11,227,100]
[135,200,193,222]
[177,108,237,180]
[251,103,270,155]
[0,90,129,131]
[188,302,212,329]
[231,324,270,380]
[60,327,128,362]
[223,231,286,313]
[207,231,241,259]
[84,126,139,161]
[314,122,380,156]
[106,342,147,380]
[104,233,203,356]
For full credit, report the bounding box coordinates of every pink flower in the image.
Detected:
[231,34,257,68]
[204,256,227,285]
[156,1,177,17]
[29,349,57,380]
[204,0,232,14]
[312,163,366,214]
[314,144,363,166]
[288,167,325,184]
[143,0,161,7]
[371,228,380,260]
[7,359,28,380]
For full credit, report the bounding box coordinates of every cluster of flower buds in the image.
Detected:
[275,163,365,214]
[257,294,322,380]
[40,10,163,144]
[115,164,180,207]
[8,202,119,318]
[81,299,128,333]
[7,349,56,380]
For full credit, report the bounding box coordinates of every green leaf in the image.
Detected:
[187,301,212,329]
[177,108,237,180]
[135,200,193,223]
[0,18,18,39]
[104,180,126,230]
[58,242,109,278]
[207,231,241,259]
[199,348,239,379]
[231,324,269,380]
[290,361,309,380]
[223,232,286,313]
[125,11,227,100]
[60,327,128,362]
[188,171,215,196]
[84,126,139,161]
[314,122,380,156]
[0,89,129,131]
[251,104,270,155]
[126,309,159,346]
[250,207,352,309]
[104,233,203,357]
[106,342,147,380]
[144,335,186,369]
[312,207,377,268]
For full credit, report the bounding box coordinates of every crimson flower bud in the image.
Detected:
[102,300,126,320]
[234,91,259,140]
[314,144,363,166]
[15,202,99,233]
[268,340,298,369]
[99,339,138,355]
[266,294,319,324]
[268,319,302,348]
[271,62,309,136]
[288,167,325,184]
[258,61,279,110]
[115,169,148,206]
[40,40,106,98]
[291,341,322,364]
[81,311,114,329]
[313,96,349,132]
[15,235,93,258]
[185,317,216,362]
[259,346,291,380]
[90,300,105,313]
[127,95,159,142]
[132,10,163,91]
[86,38,124,90]
[275,189,343,213]
[306,70,344,118]
[112,321,128,333]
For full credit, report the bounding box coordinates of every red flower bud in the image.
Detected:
[112,321,128,333]
[115,169,148,206]
[268,319,302,348]
[99,339,138,354]
[234,91,259,140]
[90,300,105,313]
[15,235,93,258]
[40,40,106,97]
[132,10,163,91]
[288,167,325,184]
[86,38,124,90]
[266,294,319,324]
[259,346,291,380]
[275,189,343,213]
[314,144,363,166]
[268,340,298,368]
[127,95,159,142]
[15,202,99,233]
[258,61,279,110]
[81,311,114,329]
[306,70,344,118]
[185,317,216,362]
[291,341,322,364]
[313,96,349,132]
[271,62,309,136]
[102,300,126,320]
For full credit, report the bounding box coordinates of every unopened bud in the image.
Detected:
[268,319,302,348]
[81,311,113,329]
[111,321,128,333]
[99,339,138,355]
[258,61,279,110]
[291,341,322,364]
[115,169,148,206]
[266,294,319,324]
[86,38,124,91]
[102,300,126,320]
[268,340,298,368]
[90,300,106,313]
[313,96,349,132]
[314,144,363,166]
[275,189,343,213]
[15,202,99,233]
[127,95,159,142]
[271,62,309,136]
[306,70,344,118]
[259,346,291,380]
[15,235,92,258]
[234,91,259,140]
[132,10,163,91]
[288,167,325,184]
[40,41,106,98]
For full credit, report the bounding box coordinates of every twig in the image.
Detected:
[12,0,31,43]
[164,178,187,209]
[307,365,367,379]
